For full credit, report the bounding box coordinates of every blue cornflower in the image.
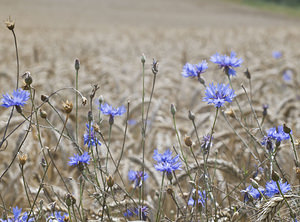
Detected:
[283,70,293,83]
[210,51,243,76]
[182,60,208,78]
[265,180,291,198]
[153,149,181,173]
[124,206,148,220]
[128,170,148,187]
[0,206,34,222]
[203,83,236,108]
[241,185,264,202]
[1,89,30,108]
[100,103,126,117]
[201,134,213,152]
[83,122,101,147]
[261,136,274,152]
[188,189,206,207]
[266,125,291,143]
[47,211,68,222]
[68,152,91,166]
[272,51,282,59]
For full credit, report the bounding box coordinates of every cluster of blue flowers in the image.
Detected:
[153,149,181,173]
[241,180,291,202]
[261,125,291,151]
[128,170,148,188]
[83,122,101,147]
[1,89,30,108]
[0,206,34,222]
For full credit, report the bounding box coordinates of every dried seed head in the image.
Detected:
[170,104,176,116]
[21,81,30,90]
[184,135,193,147]
[39,109,47,119]
[188,110,195,121]
[81,96,87,106]
[283,124,291,134]
[18,153,27,166]
[74,58,80,71]
[62,100,73,114]
[225,108,236,119]
[244,68,251,79]
[5,17,15,30]
[22,71,32,86]
[65,193,76,206]
[106,176,114,188]
[41,95,49,102]
[166,186,174,195]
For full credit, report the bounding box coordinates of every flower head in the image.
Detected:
[47,211,69,222]
[124,206,148,220]
[203,83,236,108]
[83,122,101,147]
[188,189,206,207]
[153,149,181,173]
[68,152,91,166]
[265,180,291,198]
[100,103,126,117]
[1,89,30,108]
[210,51,243,76]
[0,206,34,222]
[241,185,263,202]
[201,134,213,152]
[283,70,293,83]
[272,51,282,59]
[182,60,208,78]
[128,170,148,187]
[266,125,291,143]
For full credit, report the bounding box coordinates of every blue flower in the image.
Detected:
[1,89,30,108]
[261,136,274,152]
[153,149,181,173]
[203,83,236,108]
[68,152,91,166]
[47,211,68,222]
[201,134,213,151]
[128,170,148,187]
[182,61,208,78]
[241,185,263,202]
[265,180,291,198]
[83,122,101,147]
[0,206,34,222]
[283,70,293,83]
[188,189,206,207]
[266,125,291,143]
[210,51,243,76]
[100,103,126,117]
[124,206,148,220]
[272,51,282,59]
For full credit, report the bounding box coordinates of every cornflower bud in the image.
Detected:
[184,135,193,147]
[141,54,146,64]
[170,104,176,116]
[65,193,76,207]
[62,100,73,114]
[244,68,251,79]
[262,104,268,117]
[22,71,32,86]
[41,95,49,102]
[107,176,114,188]
[39,109,47,119]
[18,153,27,166]
[188,110,195,121]
[167,171,173,182]
[98,95,104,104]
[283,124,291,134]
[166,186,174,195]
[152,58,158,75]
[75,58,80,71]
[272,170,280,182]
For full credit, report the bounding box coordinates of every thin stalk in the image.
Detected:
[105,123,112,172]
[289,132,299,166]
[68,207,72,222]
[75,67,79,143]
[156,172,165,222]
[141,58,146,210]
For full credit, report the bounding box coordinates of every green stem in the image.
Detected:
[75,68,79,143]
[156,172,165,222]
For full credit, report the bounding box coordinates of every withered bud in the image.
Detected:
[5,17,15,30]
[106,176,114,188]
[262,104,268,117]
[283,124,291,134]
[18,153,27,166]
[75,58,80,71]
[244,68,251,79]
[15,105,22,114]
[41,95,49,102]
[141,54,146,64]
[225,109,236,119]
[39,109,47,119]
[88,111,93,122]
[22,71,32,86]
[65,193,76,207]
[93,123,100,133]
[250,178,259,189]
[272,170,280,182]
[81,97,87,106]
[166,186,174,195]
[152,58,158,75]
[170,104,176,116]
[188,110,195,121]
[62,100,73,114]
[184,135,193,147]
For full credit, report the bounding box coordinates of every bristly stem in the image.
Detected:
[156,172,165,222]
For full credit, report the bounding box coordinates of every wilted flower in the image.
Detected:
[128,170,148,187]
[68,152,91,166]
[0,206,34,222]
[182,60,208,78]
[210,51,243,76]
[83,122,101,147]
[1,89,30,108]
[203,83,236,108]
[124,206,148,220]
[264,180,291,198]
[153,149,181,173]
[188,189,206,207]
[241,185,264,202]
